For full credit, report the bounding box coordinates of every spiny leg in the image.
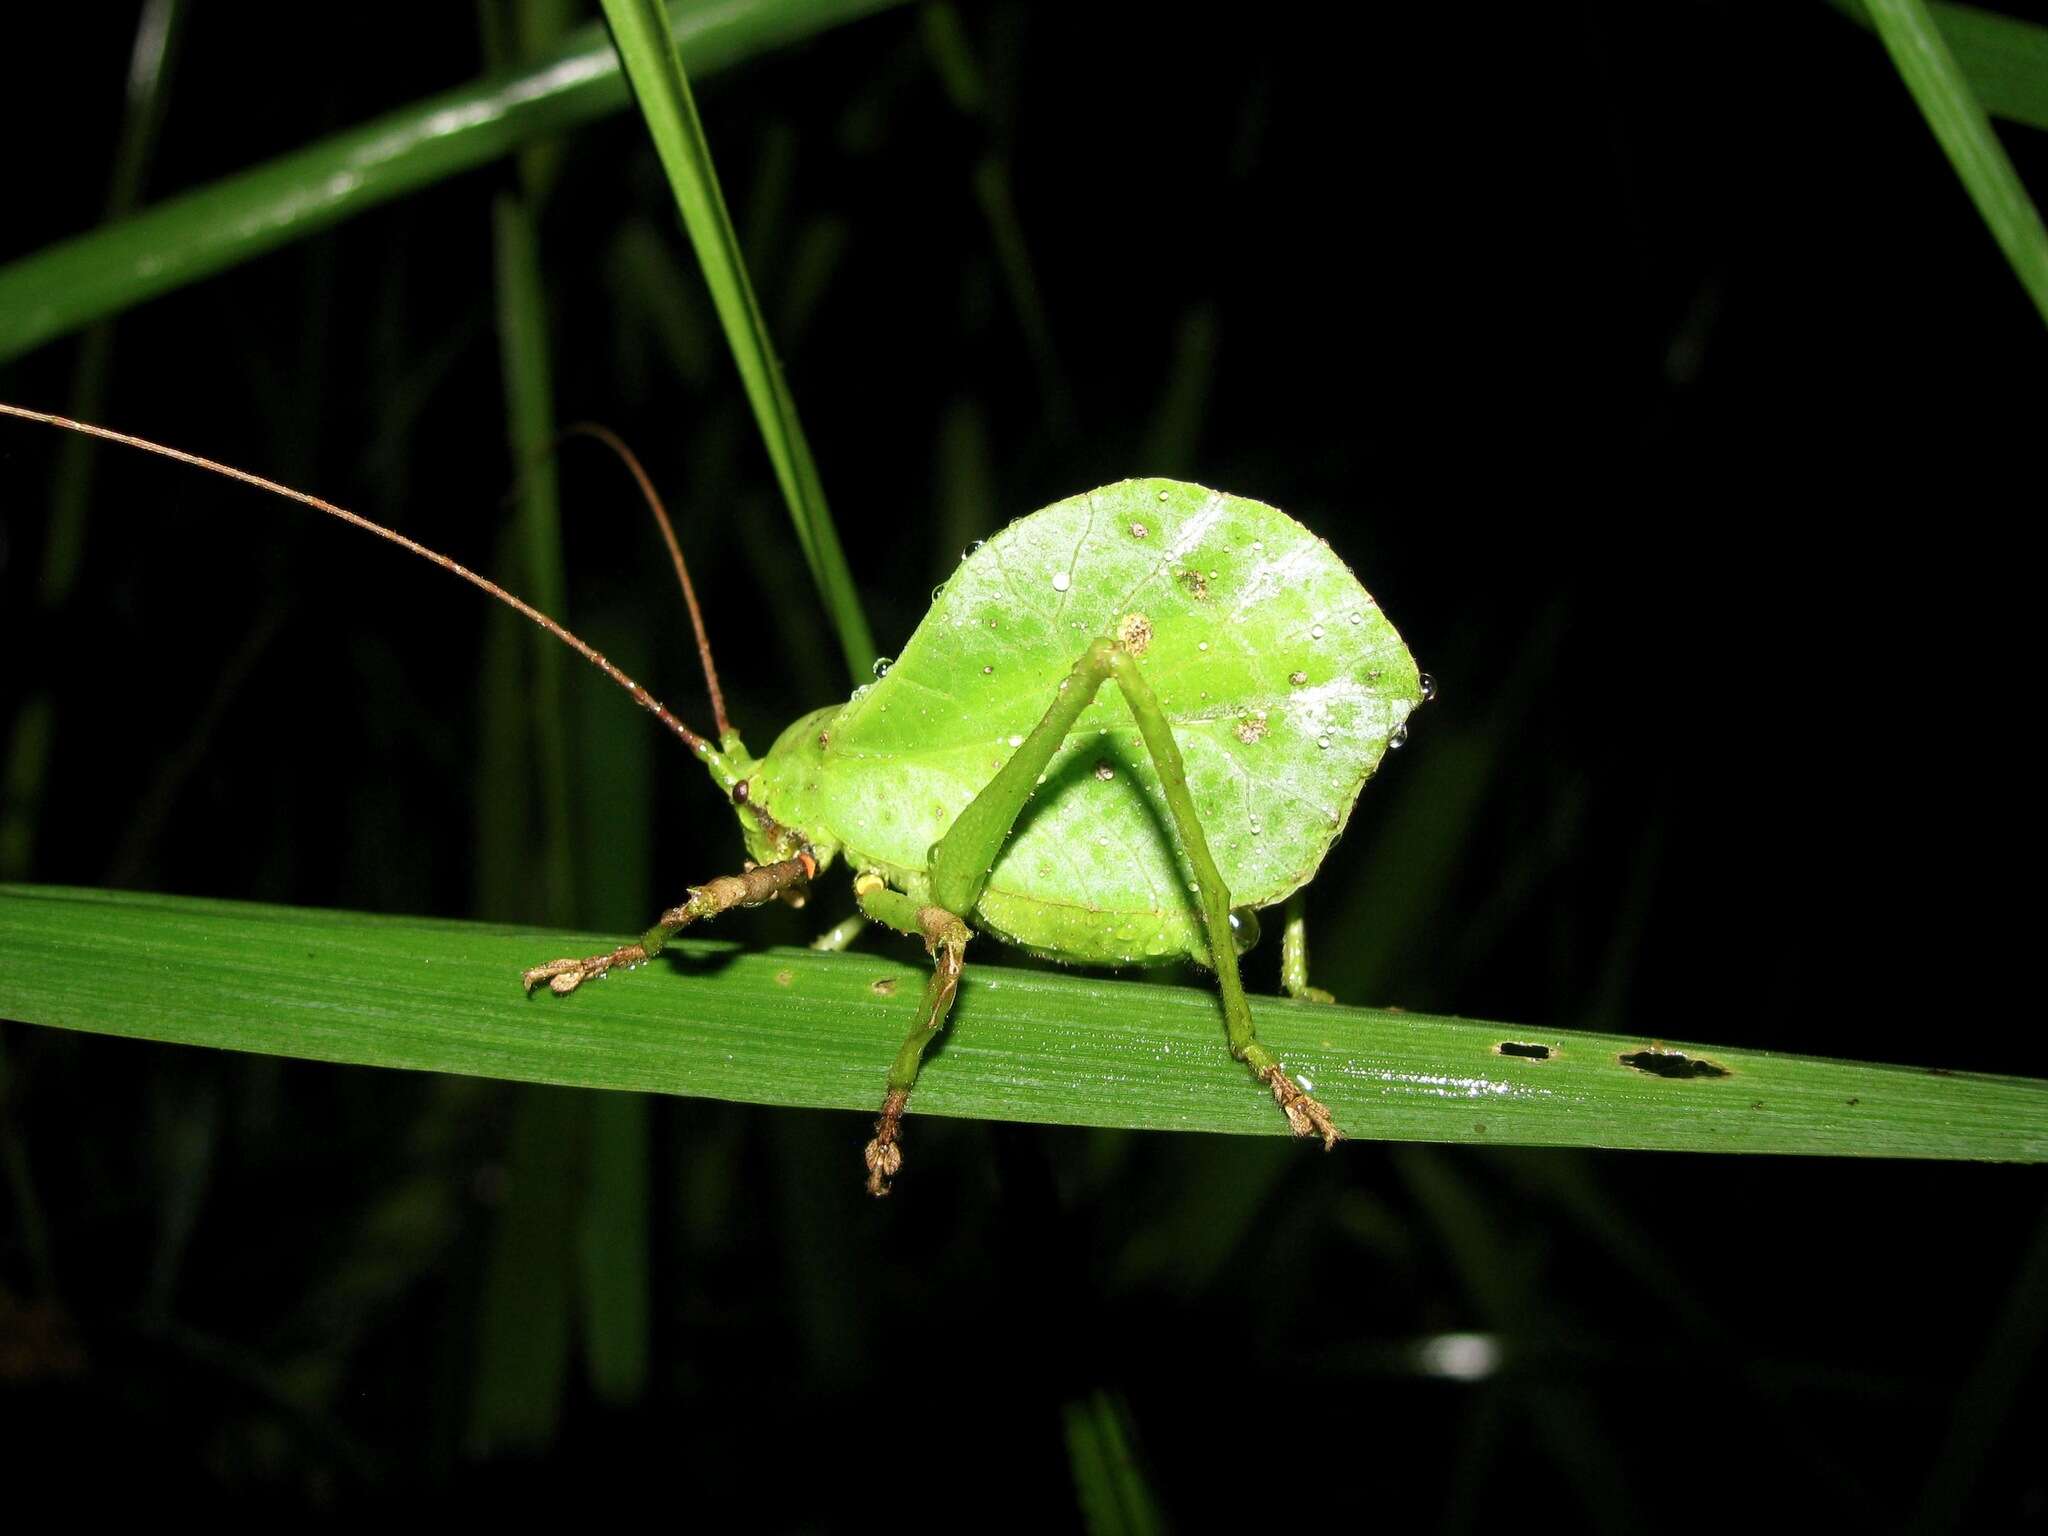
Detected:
[522,853,815,994]
[928,634,1341,1148]
[1101,645,1342,1146]
[852,873,971,1196]
[1281,892,1336,1004]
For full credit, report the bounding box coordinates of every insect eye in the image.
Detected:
[732,780,751,804]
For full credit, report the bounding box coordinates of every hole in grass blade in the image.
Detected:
[1618,1047,1730,1080]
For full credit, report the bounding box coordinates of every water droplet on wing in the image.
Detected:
[1228,907,1262,954]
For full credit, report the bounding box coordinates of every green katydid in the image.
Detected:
[0,402,1426,1194]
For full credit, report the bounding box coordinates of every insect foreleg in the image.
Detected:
[852,873,971,1197]
[521,854,815,995]
[928,633,1342,1150]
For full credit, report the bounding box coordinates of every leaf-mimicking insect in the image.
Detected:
[1,403,1426,1194]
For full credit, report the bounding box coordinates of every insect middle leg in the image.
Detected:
[851,873,971,1197]
[521,854,815,994]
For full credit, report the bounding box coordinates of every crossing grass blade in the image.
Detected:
[1922,1,2048,131]
[4,885,2042,1161]
[0,0,908,368]
[600,0,874,683]
[1862,0,2048,325]
[1836,1,2048,133]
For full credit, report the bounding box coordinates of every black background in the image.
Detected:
[2,3,2044,1525]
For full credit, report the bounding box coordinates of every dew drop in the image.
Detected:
[1389,724,1409,749]
[1008,734,1025,748]
[1251,539,1263,551]
[931,582,947,603]
[1419,672,1438,701]
[1310,624,1324,640]
[1197,640,1209,652]
[1227,907,1262,954]
[1349,611,1363,625]
[872,656,893,679]
[1317,735,1331,750]
[1157,489,1169,502]
[982,664,994,675]
[960,539,984,561]
[1051,570,1071,592]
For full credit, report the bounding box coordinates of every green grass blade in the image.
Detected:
[1864,0,2048,326]
[491,192,575,921]
[1837,1,2048,133]
[1926,1,2048,131]
[4,885,2042,1161]
[600,0,874,683]
[0,0,184,882]
[477,22,586,1445]
[0,0,906,368]
[1063,1390,1165,1536]
[577,1089,652,1405]
[466,1080,581,1454]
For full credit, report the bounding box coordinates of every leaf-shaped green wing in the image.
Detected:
[810,481,1422,964]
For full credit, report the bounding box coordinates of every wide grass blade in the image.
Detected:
[0,0,907,368]
[4,885,2042,1160]
[1863,0,2048,325]
[600,0,874,682]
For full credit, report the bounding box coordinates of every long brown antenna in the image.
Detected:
[562,423,732,740]
[0,401,716,760]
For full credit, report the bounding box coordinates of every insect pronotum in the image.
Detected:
[1,401,1427,1194]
